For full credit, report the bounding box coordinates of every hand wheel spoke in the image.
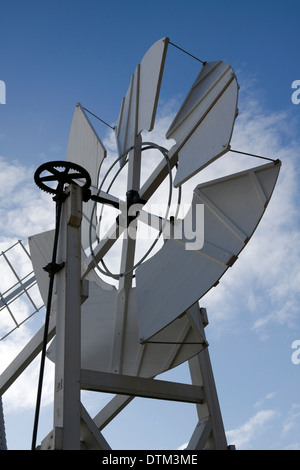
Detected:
[40,174,60,182]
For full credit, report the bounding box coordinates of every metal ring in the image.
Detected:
[89,142,173,280]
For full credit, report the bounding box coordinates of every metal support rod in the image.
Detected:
[31,190,65,450]
[230,148,278,163]
[90,193,120,209]
[82,106,115,130]
[169,41,206,64]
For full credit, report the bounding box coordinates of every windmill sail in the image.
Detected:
[115,37,169,164]
[66,103,107,249]
[0,240,42,341]
[136,161,281,342]
[166,61,239,187]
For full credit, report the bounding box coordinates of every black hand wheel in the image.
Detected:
[34,161,91,197]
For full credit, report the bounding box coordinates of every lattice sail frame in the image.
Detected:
[0,240,43,341]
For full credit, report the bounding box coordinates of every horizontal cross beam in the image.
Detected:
[80,369,204,404]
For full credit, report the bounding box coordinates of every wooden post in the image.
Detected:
[53,184,82,450]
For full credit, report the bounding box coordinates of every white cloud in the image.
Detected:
[1,334,54,413]
[281,404,300,437]
[254,392,277,408]
[0,156,54,240]
[0,157,30,198]
[0,156,55,414]
[226,409,278,449]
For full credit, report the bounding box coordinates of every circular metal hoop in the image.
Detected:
[89,142,174,280]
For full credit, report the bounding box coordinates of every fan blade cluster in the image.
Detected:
[28,38,281,378]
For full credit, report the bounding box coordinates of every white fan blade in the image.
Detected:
[166,61,239,187]
[29,228,114,307]
[138,37,169,133]
[47,280,206,378]
[136,160,281,342]
[115,37,169,163]
[28,229,56,305]
[66,103,107,249]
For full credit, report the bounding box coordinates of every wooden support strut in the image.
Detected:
[80,369,204,404]
[53,183,83,450]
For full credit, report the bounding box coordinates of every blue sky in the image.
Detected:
[1,0,300,450]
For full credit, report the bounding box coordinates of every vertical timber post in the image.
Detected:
[188,308,228,450]
[53,183,82,450]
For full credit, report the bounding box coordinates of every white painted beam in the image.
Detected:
[80,404,111,450]
[53,184,82,450]
[80,369,204,404]
[186,417,212,450]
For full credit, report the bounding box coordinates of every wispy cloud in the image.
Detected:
[282,404,300,436]
[226,409,278,449]
[227,398,300,450]
[254,392,277,408]
[0,157,55,413]
[0,156,54,241]
[0,333,54,413]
